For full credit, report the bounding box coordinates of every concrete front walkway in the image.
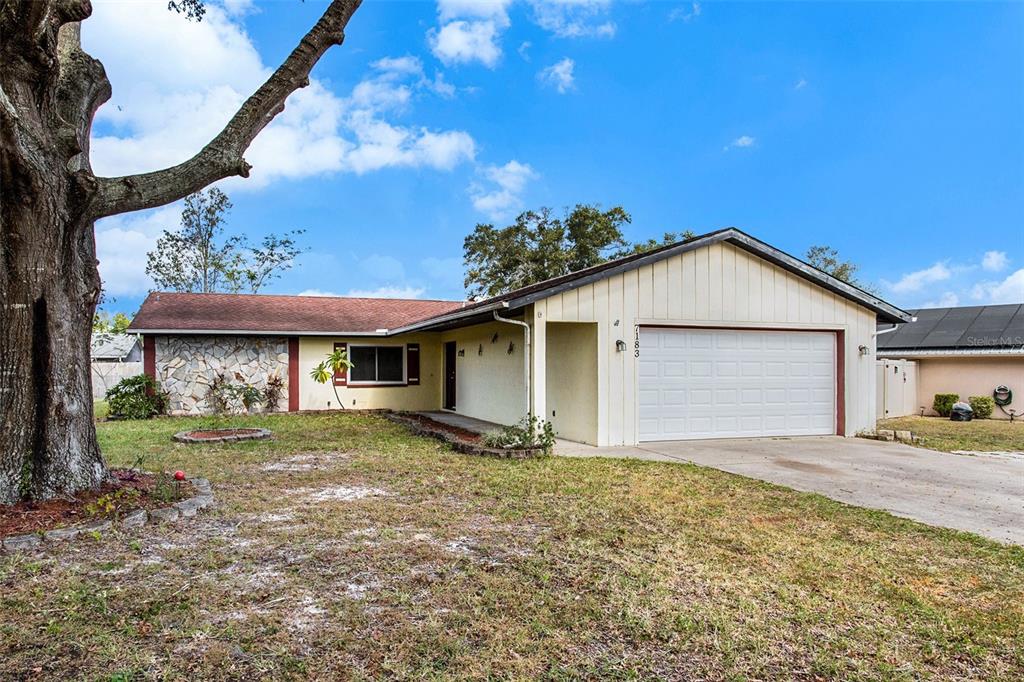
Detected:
[556,436,1024,545]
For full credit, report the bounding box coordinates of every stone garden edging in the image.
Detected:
[173,428,272,444]
[385,413,547,460]
[1,477,215,553]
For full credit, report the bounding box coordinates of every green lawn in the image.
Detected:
[2,413,1022,680]
[879,415,1024,453]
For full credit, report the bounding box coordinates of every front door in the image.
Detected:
[443,341,457,410]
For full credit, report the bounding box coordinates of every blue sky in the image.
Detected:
[85,0,1023,315]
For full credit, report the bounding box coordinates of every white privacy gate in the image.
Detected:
[638,328,836,441]
[875,359,918,419]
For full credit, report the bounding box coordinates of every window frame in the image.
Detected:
[346,343,408,386]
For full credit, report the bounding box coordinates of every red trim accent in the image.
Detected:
[333,342,347,385]
[407,343,420,385]
[836,330,846,436]
[143,335,156,381]
[637,324,845,437]
[288,337,300,412]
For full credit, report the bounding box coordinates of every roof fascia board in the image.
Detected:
[388,300,513,334]
[128,329,390,337]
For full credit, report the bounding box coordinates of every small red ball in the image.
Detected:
[173,470,186,481]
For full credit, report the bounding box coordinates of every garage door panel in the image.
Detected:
[638,328,835,441]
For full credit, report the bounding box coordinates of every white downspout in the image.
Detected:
[873,317,915,339]
[493,306,531,416]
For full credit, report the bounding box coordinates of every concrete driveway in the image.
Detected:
[556,437,1024,545]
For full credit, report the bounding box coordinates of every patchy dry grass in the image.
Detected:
[880,415,1024,453]
[2,413,1022,680]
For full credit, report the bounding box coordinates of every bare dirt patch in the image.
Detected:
[400,413,483,443]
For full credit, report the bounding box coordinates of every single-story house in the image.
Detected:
[877,304,1023,419]
[129,228,910,445]
[90,333,143,399]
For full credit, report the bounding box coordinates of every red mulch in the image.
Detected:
[0,469,195,537]
[185,428,264,439]
[401,414,484,443]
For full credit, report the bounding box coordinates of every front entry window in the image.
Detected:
[349,345,405,384]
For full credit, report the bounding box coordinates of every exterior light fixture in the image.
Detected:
[858,344,869,356]
[616,339,627,352]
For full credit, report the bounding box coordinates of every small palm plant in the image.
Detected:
[310,347,354,409]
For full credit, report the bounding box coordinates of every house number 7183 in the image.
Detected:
[634,325,640,357]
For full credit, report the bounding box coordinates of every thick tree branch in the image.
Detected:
[53,21,110,172]
[88,0,361,221]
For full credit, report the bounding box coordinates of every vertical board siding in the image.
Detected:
[542,242,879,445]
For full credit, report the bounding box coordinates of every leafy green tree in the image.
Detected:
[805,245,876,292]
[611,231,696,259]
[92,311,132,335]
[146,188,305,294]
[463,205,696,298]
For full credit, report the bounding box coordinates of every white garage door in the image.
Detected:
[638,328,836,441]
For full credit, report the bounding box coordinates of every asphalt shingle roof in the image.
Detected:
[129,292,465,334]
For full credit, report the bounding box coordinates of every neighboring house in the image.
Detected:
[91,333,144,399]
[877,304,1024,419]
[129,228,910,445]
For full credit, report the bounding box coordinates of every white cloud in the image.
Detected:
[429,19,505,67]
[95,205,181,296]
[297,289,343,298]
[970,269,1024,304]
[345,285,426,299]
[529,0,616,38]
[469,160,538,220]
[723,135,756,151]
[668,2,701,23]
[921,292,959,309]
[85,1,474,188]
[794,78,808,90]
[221,0,256,17]
[883,262,952,294]
[982,250,1009,272]
[428,0,614,71]
[438,0,513,22]
[538,58,576,93]
[518,41,532,61]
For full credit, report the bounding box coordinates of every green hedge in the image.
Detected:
[932,393,959,418]
[968,396,995,419]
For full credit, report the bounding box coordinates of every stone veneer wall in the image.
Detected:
[156,335,289,415]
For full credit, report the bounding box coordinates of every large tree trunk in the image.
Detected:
[0,0,361,503]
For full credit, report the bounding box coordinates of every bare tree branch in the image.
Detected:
[88,0,361,221]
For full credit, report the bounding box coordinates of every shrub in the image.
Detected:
[932,393,959,418]
[482,415,556,454]
[105,374,168,419]
[264,373,285,412]
[207,372,233,415]
[968,396,995,419]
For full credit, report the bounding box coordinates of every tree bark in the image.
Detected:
[0,0,361,503]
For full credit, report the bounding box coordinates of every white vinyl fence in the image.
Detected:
[91,362,144,400]
[875,359,918,419]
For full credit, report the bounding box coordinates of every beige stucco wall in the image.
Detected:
[546,322,599,444]
[533,241,880,445]
[439,321,526,426]
[913,356,1024,419]
[297,334,442,411]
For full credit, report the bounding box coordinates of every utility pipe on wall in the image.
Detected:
[494,306,531,416]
